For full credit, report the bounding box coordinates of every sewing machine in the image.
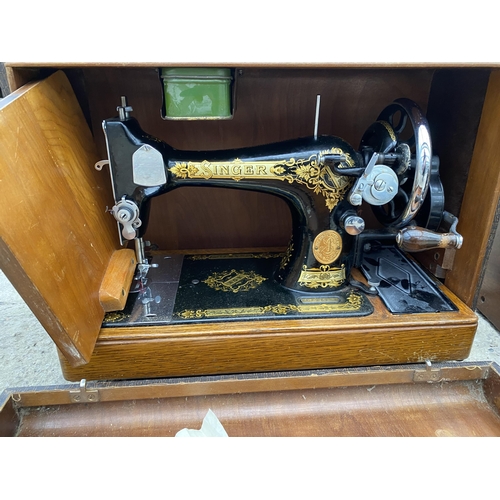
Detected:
[3,67,489,381]
[95,95,463,327]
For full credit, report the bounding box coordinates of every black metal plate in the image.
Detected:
[360,247,457,314]
[103,253,373,327]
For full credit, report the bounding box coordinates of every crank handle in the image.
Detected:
[396,226,463,253]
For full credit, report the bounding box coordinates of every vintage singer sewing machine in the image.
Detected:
[0,69,488,381]
[95,96,464,327]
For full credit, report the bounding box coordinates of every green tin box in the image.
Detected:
[161,68,233,120]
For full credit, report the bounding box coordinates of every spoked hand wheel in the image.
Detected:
[360,98,441,229]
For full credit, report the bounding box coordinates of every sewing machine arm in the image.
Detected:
[96,97,462,294]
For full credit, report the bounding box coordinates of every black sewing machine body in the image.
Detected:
[98,98,463,326]
[103,115,364,291]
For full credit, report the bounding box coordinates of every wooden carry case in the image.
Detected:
[0,63,499,386]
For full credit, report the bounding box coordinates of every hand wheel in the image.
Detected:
[360,98,437,228]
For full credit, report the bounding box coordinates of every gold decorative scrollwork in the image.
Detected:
[188,252,284,261]
[279,239,294,270]
[175,291,364,319]
[177,309,206,319]
[203,269,267,293]
[169,147,355,211]
[346,291,363,309]
[278,148,355,211]
[378,121,397,142]
[169,163,200,179]
[262,304,299,315]
[298,264,346,289]
[103,312,127,323]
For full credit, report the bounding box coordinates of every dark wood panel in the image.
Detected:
[82,66,435,159]
[16,379,500,437]
[426,68,490,216]
[0,398,19,437]
[147,187,292,250]
[4,66,52,93]
[482,364,500,413]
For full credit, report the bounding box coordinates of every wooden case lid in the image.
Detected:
[0,71,120,366]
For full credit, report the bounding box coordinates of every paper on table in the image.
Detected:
[175,409,229,437]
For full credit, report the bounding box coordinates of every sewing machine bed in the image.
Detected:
[2,361,500,436]
[57,259,476,381]
[102,248,457,328]
[103,252,374,327]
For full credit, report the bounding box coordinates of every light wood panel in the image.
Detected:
[445,70,500,307]
[0,71,119,366]
[99,249,137,312]
[478,215,500,328]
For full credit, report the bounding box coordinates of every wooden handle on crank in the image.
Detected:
[396,226,463,253]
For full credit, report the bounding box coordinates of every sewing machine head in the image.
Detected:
[96,96,463,323]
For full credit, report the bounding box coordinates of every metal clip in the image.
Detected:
[117,96,133,121]
[413,360,442,382]
[69,379,99,403]
[442,211,463,249]
[94,160,110,171]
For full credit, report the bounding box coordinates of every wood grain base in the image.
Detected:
[7,363,500,437]
[58,282,477,381]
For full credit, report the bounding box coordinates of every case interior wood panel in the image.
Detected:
[445,71,500,307]
[478,212,500,329]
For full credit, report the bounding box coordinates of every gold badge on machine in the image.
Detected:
[313,230,343,264]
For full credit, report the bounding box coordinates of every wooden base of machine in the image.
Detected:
[58,278,477,382]
[3,362,499,436]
